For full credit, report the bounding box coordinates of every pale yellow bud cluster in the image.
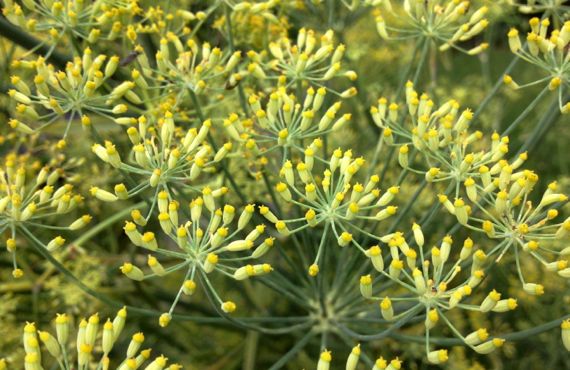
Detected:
[239,86,351,152]
[365,226,515,359]
[0,154,90,277]
[3,0,146,46]
[442,166,569,287]
[507,18,570,112]
[9,51,133,137]
[372,83,507,195]
[121,190,273,321]
[91,115,231,201]
[12,308,180,369]
[150,37,242,95]
[264,142,399,274]
[375,2,489,55]
[248,28,355,95]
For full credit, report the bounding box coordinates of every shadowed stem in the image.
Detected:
[503,85,550,136]
[390,312,570,345]
[267,330,316,370]
[472,56,520,123]
[0,16,69,67]
[519,94,564,154]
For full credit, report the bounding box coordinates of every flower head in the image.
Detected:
[264,143,398,273]
[358,226,516,360]
[9,51,134,137]
[506,18,570,112]
[372,84,510,197]
[234,86,350,155]
[0,153,89,277]
[374,2,489,55]
[122,190,273,322]
[247,28,355,95]
[2,308,179,369]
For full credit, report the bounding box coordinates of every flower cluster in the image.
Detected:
[372,82,514,198]
[266,142,399,275]
[1,0,203,53]
[9,51,130,137]
[374,1,490,55]
[121,189,273,324]
[7,32,241,140]
[360,228,514,363]
[130,36,244,106]
[0,153,90,278]
[441,168,570,290]
[247,28,357,96]
[506,18,570,112]
[1,0,142,49]
[0,307,181,370]
[90,114,230,215]
[235,86,351,155]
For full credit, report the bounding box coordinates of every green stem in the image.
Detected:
[242,331,260,370]
[519,96,563,154]
[0,16,69,67]
[472,56,520,122]
[267,330,315,370]
[390,312,570,345]
[503,86,550,136]
[412,40,430,84]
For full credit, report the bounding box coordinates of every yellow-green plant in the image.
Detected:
[0,0,569,369]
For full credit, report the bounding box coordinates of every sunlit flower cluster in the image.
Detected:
[441,167,570,290]
[361,227,514,363]
[237,85,351,155]
[247,28,357,96]
[131,36,244,106]
[8,51,130,138]
[374,1,490,55]
[265,142,399,275]
[1,0,203,54]
[121,189,273,324]
[372,82,515,198]
[0,307,181,370]
[90,114,230,217]
[1,0,142,52]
